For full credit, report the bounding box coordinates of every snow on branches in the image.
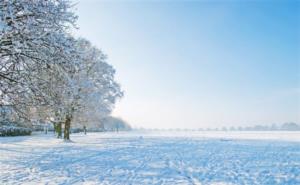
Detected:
[0,0,77,107]
[0,0,123,139]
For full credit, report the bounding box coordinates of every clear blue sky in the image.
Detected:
[75,0,299,129]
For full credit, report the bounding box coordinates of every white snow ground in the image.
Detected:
[1,131,300,185]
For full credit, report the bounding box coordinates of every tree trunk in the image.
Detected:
[64,116,71,140]
[53,123,56,134]
[57,122,62,138]
[44,125,48,134]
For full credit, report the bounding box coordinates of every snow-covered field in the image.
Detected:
[1,131,300,185]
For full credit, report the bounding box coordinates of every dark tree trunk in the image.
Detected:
[64,116,71,140]
[57,122,62,138]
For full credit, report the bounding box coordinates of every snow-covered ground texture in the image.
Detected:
[1,131,300,185]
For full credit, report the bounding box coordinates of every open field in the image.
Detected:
[1,131,300,185]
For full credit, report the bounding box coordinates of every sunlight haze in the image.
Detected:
[75,0,300,129]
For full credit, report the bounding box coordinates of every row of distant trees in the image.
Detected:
[135,123,300,131]
[0,0,123,139]
[206,123,300,131]
[84,116,131,132]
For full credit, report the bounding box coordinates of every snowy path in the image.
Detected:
[1,131,300,185]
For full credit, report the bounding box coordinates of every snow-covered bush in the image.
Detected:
[0,126,32,136]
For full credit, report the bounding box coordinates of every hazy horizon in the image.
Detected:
[75,0,300,129]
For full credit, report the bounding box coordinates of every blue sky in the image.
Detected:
[75,0,299,129]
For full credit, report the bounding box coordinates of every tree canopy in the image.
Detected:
[0,0,123,139]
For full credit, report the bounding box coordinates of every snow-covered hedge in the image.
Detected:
[71,128,82,133]
[0,126,32,137]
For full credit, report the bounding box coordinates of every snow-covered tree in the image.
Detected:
[0,0,77,117]
[0,1,123,139]
[59,38,123,140]
[100,116,131,132]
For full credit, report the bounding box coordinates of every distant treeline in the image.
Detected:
[88,116,132,132]
[208,122,300,131]
[134,122,300,131]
